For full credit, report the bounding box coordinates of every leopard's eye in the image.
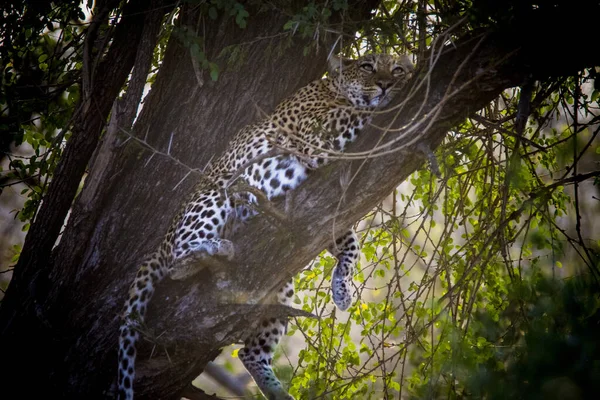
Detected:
[360,63,374,72]
[392,66,405,76]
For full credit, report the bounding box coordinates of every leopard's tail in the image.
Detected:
[117,253,169,400]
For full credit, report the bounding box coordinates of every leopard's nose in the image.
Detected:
[376,81,392,91]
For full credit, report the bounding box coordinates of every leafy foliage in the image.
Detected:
[1,1,85,223]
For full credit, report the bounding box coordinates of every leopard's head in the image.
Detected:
[328,53,414,107]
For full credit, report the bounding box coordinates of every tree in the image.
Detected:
[0,0,599,399]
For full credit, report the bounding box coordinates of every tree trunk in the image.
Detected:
[1,1,599,399]
[0,1,380,399]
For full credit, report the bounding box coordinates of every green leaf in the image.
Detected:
[209,62,219,81]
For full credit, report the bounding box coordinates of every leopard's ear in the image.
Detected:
[328,54,353,75]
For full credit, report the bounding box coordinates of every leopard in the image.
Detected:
[117,53,413,400]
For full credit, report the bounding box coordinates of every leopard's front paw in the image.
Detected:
[332,278,354,311]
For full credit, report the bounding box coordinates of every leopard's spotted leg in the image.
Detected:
[328,229,360,311]
[118,252,169,400]
[237,232,358,399]
[239,279,295,400]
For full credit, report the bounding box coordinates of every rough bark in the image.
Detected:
[1,1,599,399]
